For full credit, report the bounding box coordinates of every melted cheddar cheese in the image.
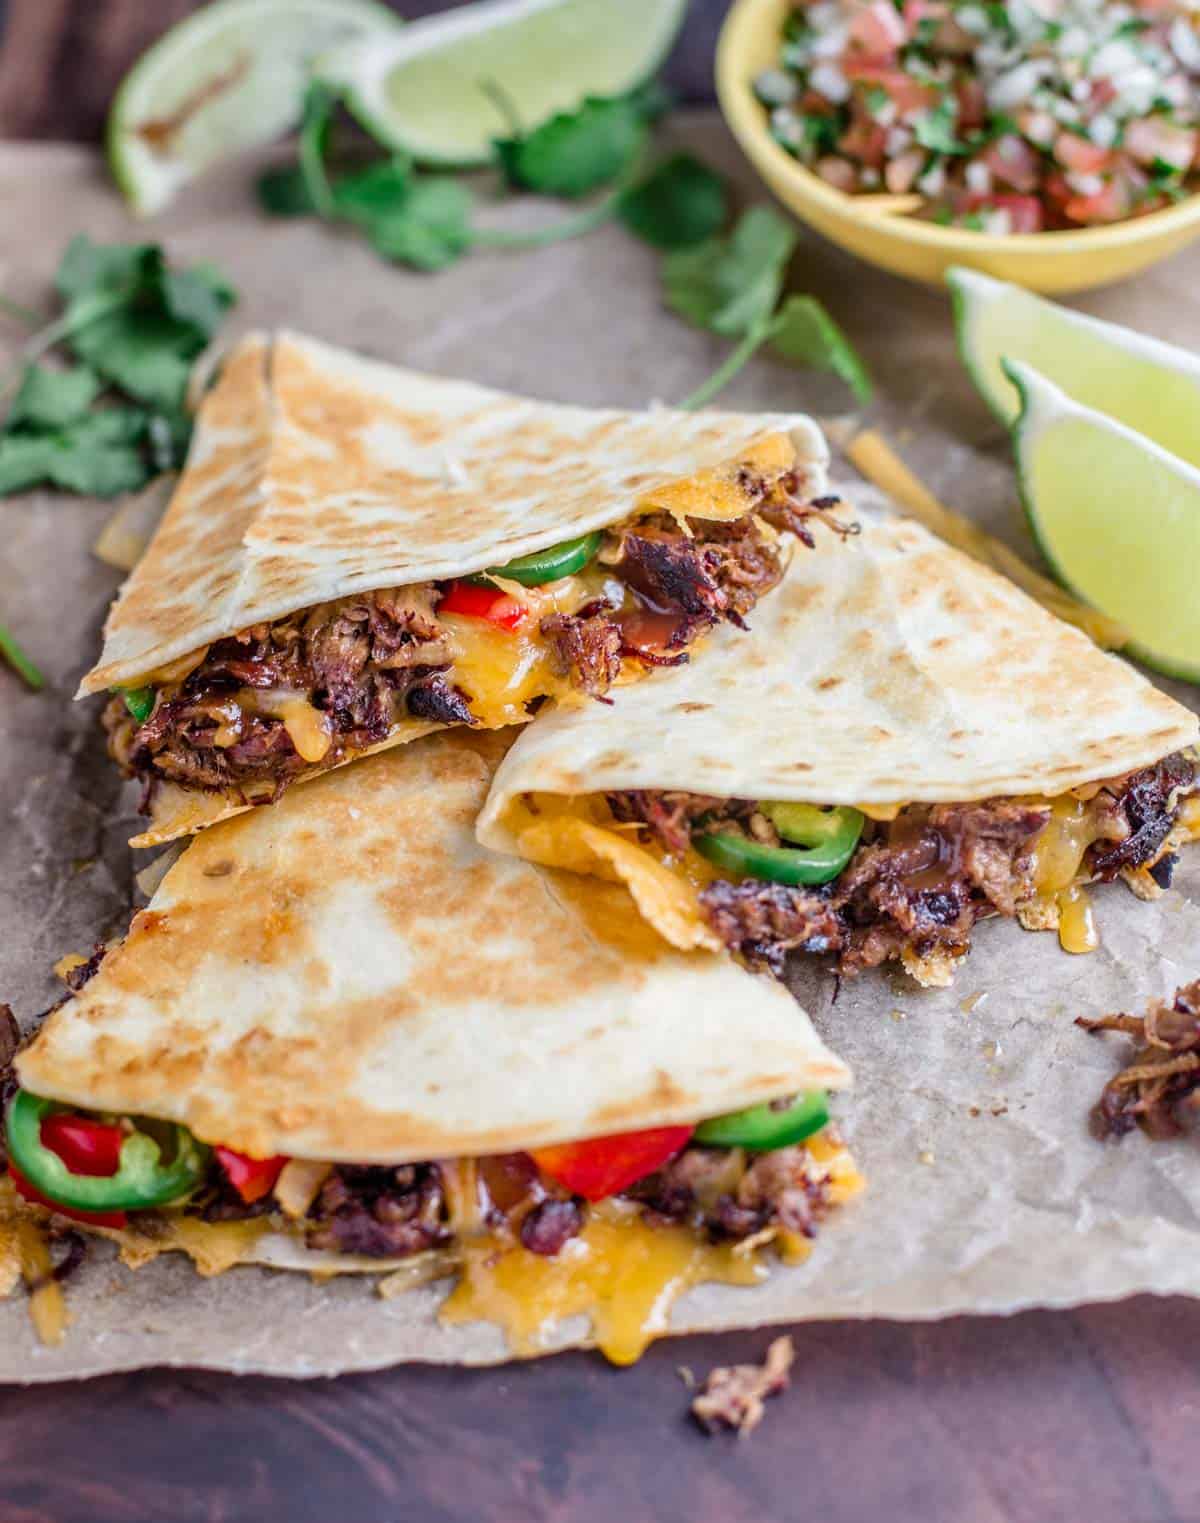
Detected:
[3,1127,860,1364]
[441,1201,763,1365]
[506,777,1200,963]
[441,1132,861,1363]
[503,793,719,952]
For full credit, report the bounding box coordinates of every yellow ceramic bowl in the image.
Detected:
[717,0,1200,293]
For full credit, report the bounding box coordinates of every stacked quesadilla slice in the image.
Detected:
[478,516,1200,987]
[84,332,841,847]
[8,732,860,1364]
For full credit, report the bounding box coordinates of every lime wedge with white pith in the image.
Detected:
[1009,359,1200,682]
[108,0,401,216]
[321,0,687,166]
[950,267,1200,471]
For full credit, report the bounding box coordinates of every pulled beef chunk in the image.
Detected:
[605,790,740,858]
[108,588,450,805]
[1078,979,1200,1141]
[757,478,857,550]
[540,602,623,698]
[836,802,1047,976]
[695,799,1048,978]
[691,1335,795,1437]
[1088,753,1197,879]
[700,881,843,975]
[628,1144,834,1242]
[519,1197,584,1256]
[62,943,109,994]
[616,513,784,633]
[405,672,476,726]
[109,492,837,800]
[306,1163,450,1258]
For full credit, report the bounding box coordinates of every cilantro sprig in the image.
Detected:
[663,206,872,411]
[0,621,44,691]
[258,83,727,268]
[0,235,237,498]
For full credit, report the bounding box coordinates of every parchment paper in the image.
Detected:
[3,116,1200,1382]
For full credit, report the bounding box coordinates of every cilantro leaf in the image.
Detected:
[667,208,871,412]
[496,94,648,198]
[7,364,101,430]
[257,164,320,217]
[54,236,155,304]
[298,80,338,216]
[68,312,197,414]
[0,407,150,497]
[365,178,475,272]
[663,206,797,337]
[914,99,965,155]
[0,235,236,498]
[618,154,728,250]
[767,295,873,403]
[332,158,413,222]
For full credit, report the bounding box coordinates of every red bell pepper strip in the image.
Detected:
[9,1164,127,1229]
[531,1125,694,1202]
[437,580,526,631]
[40,1113,123,1177]
[214,1146,287,1204]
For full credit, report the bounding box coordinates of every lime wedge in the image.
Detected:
[1009,359,1200,682]
[949,266,1200,471]
[108,0,401,216]
[322,0,687,167]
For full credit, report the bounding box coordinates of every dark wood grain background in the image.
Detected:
[0,4,1196,1521]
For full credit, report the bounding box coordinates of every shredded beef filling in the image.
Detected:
[615,755,1197,977]
[306,1163,452,1258]
[293,1140,829,1259]
[105,486,847,809]
[1078,979,1200,1141]
[628,1143,835,1241]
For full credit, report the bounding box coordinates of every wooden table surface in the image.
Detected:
[1,4,1198,1520]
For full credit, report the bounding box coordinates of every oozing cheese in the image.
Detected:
[440,615,576,730]
[507,780,1197,963]
[246,690,334,763]
[441,1201,763,1366]
[2,1126,860,1364]
[502,794,719,953]
[441,1133,861,1363]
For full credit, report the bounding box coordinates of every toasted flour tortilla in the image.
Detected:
[17,729,847,1163]
[81,331,829,845]
[476,515,1199,950]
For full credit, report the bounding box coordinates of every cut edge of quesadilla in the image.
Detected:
[85,330,844,846]
[5,732,860,1365]
[477,517,1200,988]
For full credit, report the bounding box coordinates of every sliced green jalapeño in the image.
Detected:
[694,1091,829,1151]
[6,1090,209,1213]
[119,686,155,724]
[473,531,603,587]
[692,804,864,887]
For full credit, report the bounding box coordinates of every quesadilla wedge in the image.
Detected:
[6,730,859,1364]
[84,331,842,848]
[477,516,1200,988]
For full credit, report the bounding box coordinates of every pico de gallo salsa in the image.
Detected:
[758,0,1200,231]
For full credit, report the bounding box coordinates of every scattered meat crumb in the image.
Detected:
[677,1365,696,1391]
[1078,978,1200,1140]
[690,1335,794,1437]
